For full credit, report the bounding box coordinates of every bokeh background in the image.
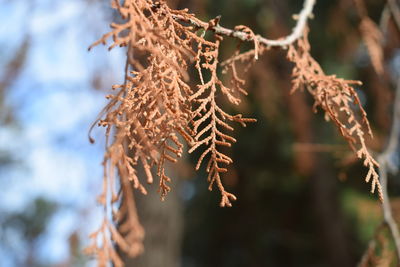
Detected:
[1,0,400,266]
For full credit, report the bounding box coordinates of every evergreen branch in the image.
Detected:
[164,0,316,47]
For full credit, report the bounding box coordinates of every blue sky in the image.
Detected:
[0,0,126,265]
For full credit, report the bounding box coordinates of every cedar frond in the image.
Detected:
[287,28,382,201]
[157,133,183,200]
[88,1,257,265]
[359,17,384,75]
[86,1,201,265]
[354,0,384,75]
[88,0,382,265]
[189,36,256,207]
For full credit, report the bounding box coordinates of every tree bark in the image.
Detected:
[311,159,353,267]
[123,174,183,267]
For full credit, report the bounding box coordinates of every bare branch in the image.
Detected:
[377,78,400,261]
[168,0,316,47]
[388,0,400,32]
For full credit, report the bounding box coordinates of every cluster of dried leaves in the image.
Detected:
[287,28,382,200]
[87,0,381,266]
[86,0,254,265]
[355,0,385,75]
[359,225,395,267]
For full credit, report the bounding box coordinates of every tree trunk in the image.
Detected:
[123,175,183,267]
[311,159,353,267]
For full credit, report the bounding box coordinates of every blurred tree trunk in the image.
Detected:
[123,172,183,267]
[311,159,353,267]
[121,2,185,265]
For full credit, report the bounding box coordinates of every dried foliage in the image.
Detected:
[358,226,395,267]
[355,0,385,75]
[287,28,382,200]
[87,0,254,265]
[190,36,256,207]
[87,0,382,265]
[359,17,385,75]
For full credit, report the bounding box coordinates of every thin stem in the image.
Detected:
[388,0,400,32]
[378,78,400,262]
[168,0,316,47]
[357,223,385,267]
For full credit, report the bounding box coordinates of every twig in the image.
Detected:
[380,4,391,38]
[357,223,385,267]
[293,143,348,153]
[377,78,400,262]
[168,0,316,47]
[388,0,400,32]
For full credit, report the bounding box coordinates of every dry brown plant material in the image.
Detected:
[87,0,381,265]
[358,226,395,267]
[360,17,385,75]
[355,0,385,75]
[287,28,382,200]
[190,35,255,207]
[86,0,255,265]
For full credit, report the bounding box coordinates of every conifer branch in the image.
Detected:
[288,28,382,200]
[164,0,316,48]
[377,78,400,262]
[87,0,383,265]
